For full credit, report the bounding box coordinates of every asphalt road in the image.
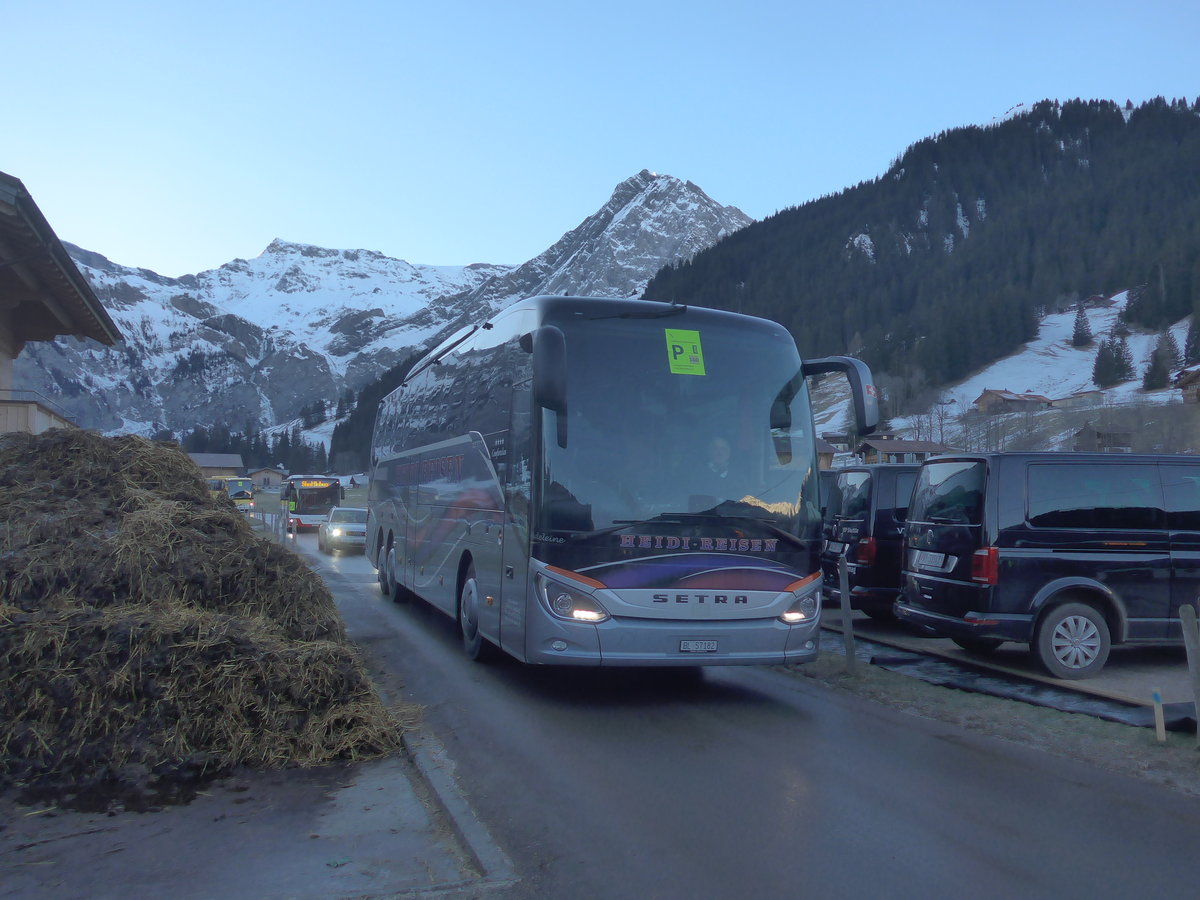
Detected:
[298,533,1200,899]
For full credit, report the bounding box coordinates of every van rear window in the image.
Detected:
[909,461,984,525]
[837,471,872,518]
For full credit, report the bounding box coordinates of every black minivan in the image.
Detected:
[895,452,1200,679]
[821,464,920,619]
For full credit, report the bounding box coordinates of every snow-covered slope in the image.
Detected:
[810,291,1191,445]
[14,171,752,436]
[935,291,1187,411]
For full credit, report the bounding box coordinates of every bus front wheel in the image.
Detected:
[459,564,496,662]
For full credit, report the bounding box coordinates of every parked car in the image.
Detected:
[821,464,919,619]
[317,507,368,553]
[895,452,1200,679]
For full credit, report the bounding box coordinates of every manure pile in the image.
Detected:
[0,429,404,808]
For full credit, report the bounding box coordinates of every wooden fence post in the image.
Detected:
[1179,604,1200,749]
[838,555,858,675]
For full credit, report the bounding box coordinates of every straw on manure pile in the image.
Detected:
[0,429,405,808]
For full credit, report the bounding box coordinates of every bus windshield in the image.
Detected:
[538,313,820,538]
[223,478,253,498]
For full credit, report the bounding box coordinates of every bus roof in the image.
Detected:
[405,295,785,387]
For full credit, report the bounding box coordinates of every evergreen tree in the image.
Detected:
[1092,338,1119,388]
[1071,305,1093,347]
[1187,316,1200,365]
[1143,347,1171,390]
[1143,330,1182,390]
[1115,336,1135,380]
[1160,330,1182,369]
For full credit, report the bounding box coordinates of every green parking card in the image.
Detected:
[665,329,706,375]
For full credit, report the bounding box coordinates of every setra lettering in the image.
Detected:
[645,594,752,605]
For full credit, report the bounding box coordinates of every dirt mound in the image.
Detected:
[0,430,404,809]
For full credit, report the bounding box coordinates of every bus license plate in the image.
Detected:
[680,640,718,653]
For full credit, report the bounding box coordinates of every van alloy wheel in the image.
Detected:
[1034,602,1110,679]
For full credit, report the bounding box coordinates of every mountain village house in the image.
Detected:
[855,433,955,464]
[815,436,838,470]
[1174,366,1200,403]
[249,466,287,489]
[187,453,246,478]
[0,171,121,435]
[1072,423,1134,453]
[971,389,1054,414]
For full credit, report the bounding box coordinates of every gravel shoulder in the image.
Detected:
[786,652,1200,798]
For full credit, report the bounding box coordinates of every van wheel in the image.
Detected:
[952,636,1004,654]
[1034,602,1110,679]
[459,564,496,662]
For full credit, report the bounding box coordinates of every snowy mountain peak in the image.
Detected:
[18,171,754,437]
[443,170,753,319]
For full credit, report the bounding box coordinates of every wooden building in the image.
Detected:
[1,171,121,434]
[855,433,955,464]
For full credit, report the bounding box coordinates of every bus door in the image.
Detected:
[500,377,534,659]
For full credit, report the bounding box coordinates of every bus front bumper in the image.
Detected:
[522,614,821,667]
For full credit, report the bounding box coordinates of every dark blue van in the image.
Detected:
[895,452,1200,678]
[821,464,920,619]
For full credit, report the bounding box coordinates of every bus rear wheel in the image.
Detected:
[377,542,392,595]
[459,564,496,662]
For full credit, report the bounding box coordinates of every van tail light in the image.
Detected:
[855,537,877,567]
[971,546,999,585]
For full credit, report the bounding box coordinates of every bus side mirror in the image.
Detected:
[801,356,880,434]
[531,325,568,448]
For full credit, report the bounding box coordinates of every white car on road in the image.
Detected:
[317,507,368,554]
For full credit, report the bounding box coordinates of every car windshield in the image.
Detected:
[330,508,368,523]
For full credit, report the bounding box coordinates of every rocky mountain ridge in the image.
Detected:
[15,171,751,435]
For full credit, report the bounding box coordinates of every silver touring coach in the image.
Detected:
[367,295,878,666]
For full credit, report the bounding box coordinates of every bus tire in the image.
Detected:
[388,547,409,604]
[376,540,390,594]
[459,563,496,662]
[379,541,395,596]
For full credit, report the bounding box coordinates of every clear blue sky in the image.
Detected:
[5,0,1195,277]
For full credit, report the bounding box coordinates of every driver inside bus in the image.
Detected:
[706,436,733,480]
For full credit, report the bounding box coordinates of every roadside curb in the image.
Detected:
[401,730,517,889]
[291,532,519,891]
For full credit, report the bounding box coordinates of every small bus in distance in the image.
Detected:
[282,476,344,533]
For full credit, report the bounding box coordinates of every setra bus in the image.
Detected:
[367,295,878,665]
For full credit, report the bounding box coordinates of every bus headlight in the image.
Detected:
[536,574,610,623]
[779,579,821,625]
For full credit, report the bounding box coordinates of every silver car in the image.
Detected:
[317,506,368,553]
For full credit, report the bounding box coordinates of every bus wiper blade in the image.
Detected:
[611,515,687,525]
[570,514,690,540]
